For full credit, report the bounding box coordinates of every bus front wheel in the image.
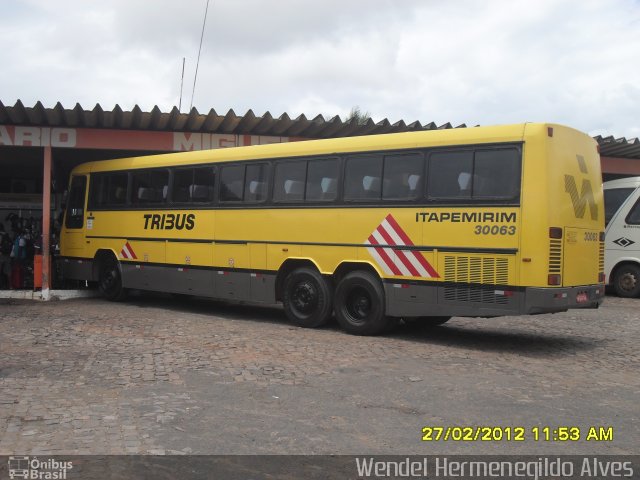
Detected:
[334,271,389,335]
[98,254,127,301]
[282,268,333,328]
[612,264,640,298]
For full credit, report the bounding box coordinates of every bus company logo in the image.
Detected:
[365,214,439,278]
[613,237,635,248]
[8,456,73,479]
[120,241,137,260]
[564,154,598,221]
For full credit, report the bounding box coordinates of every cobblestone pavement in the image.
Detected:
[0,293,638,455]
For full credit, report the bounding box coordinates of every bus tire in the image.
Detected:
[334,270,388,336]
[612,264,640,298]
[282,268,333,328]
[98,254,127,301]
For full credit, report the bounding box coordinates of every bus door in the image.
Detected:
[63,175,88,257]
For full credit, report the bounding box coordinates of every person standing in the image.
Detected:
[0,224,11,289]
[10,228,27,289]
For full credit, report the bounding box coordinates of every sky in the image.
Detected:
[1,0,639,138]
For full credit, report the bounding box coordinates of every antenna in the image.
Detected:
[179,57,185,112]
[190,0,211,111]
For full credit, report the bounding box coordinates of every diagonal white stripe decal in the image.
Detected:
[366,214,439,279]
[371,230,411,276]
[378,220,430,277]
[381,218,433,278]
[365,244,394,276]
[380,219,406,246]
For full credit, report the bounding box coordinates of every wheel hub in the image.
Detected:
[292,281,317,313]
[347,287,371,320]
[619,272,637,292]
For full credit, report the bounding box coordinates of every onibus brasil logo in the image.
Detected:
[8,456,72,479]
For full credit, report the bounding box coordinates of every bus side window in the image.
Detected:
[192,167,215,202]
[428,150,473,199]
[274,161,306,202]
[382,153,423,200]
[344,155,383,201]
[173,167,215,203]
[89,175,106,208]
[244,163,269,202]
[173,168,193,203]
[626,198,640,225]
[107,173,128,206]
[605,188,635,226]
[473,149,520,199]
[66,176,87,229]
[131,169,168,205]
[306,158,338,202]
[219,165,245,202]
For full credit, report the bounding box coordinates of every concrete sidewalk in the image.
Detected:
[0,289,98,301]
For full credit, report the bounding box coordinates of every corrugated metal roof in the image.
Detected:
[0,100,464,139]
[593,134,640,159]
[1,100,639,158]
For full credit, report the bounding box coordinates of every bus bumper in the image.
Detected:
[383,282,605,318]
[523,285,605,315]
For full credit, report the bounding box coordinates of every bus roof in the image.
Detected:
[71,122,582,174]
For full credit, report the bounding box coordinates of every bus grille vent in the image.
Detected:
[598,240,604,273]
[443,256,510,304]
[548,239,562,274]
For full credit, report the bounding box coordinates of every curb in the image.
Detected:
[0,290,99,301]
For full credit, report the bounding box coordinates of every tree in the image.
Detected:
[344,106,371,125]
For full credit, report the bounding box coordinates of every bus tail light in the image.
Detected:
[599,272,606,283]
[494,290,514,297]
[549,227,563,239]
[548,274,561,286]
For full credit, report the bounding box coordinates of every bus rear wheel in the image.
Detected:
[334,271,389,336]
[612,264,640,298]
[283,268,333,328]
[98,254,127,301]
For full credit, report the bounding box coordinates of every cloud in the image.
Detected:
[1,0,639,137]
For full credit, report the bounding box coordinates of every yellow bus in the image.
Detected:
[60,123,605,335]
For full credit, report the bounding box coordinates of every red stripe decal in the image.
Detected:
[385,214,414,245]
[368,234,402,275]
[376,226,420,276]
[387,215,439,278]
[413,251,439,278]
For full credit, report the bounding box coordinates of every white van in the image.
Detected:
[604,177,640,297]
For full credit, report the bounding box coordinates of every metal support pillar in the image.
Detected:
[42,146,52,300]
